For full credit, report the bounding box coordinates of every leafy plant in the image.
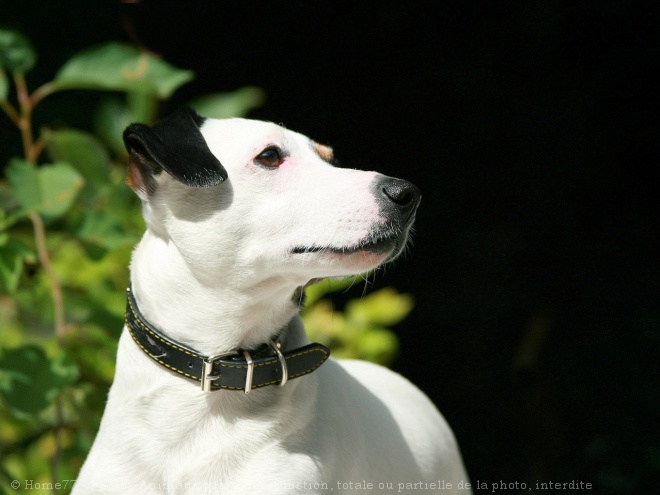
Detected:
[302,277,413,366]
[0,28,411,494]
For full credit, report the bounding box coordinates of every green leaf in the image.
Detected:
[51,350,80,388]
[189,86,265,119]
[346,287,414,327]
[0,238,33,294]
[77,210,129,252]
[0,244,24,294]
[38,163,86,218]
[0,183,24,229]
[0,28,36,74]
[0,345,78,416]
[94,96,134,157]
[43,129,111,189]
[55,42,194,98]
[5,158,85,219]
[127,90,158,123]
[5,158,40,212]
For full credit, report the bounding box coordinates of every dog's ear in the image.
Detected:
[123,107,228,193]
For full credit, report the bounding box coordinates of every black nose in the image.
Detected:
[379,177,421,221]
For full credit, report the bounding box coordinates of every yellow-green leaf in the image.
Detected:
[304,276,363,306]
[346,287,414,327]
[357,328,399,366]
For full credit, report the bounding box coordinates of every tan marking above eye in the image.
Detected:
[314,143,334,163]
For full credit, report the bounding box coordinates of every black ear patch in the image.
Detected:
[123,107,228,189]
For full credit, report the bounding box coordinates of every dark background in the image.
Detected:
[2,1,658,492]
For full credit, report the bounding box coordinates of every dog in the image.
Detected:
[73,108,471,494]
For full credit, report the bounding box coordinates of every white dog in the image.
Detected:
[73,108,471,494]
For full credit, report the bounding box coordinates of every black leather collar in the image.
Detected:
[125,286,330,393]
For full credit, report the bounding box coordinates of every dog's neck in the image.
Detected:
[129,230,306,355]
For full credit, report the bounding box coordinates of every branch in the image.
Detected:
[28,211,66,339]
[0,98,20,125]
[13,73,35,163]
[28,136,46,164]
[30,81,62,108]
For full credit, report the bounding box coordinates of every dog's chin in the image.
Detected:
[291,235,404,274]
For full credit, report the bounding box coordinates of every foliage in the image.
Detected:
[302,278,413,365]
[0,28,412,493]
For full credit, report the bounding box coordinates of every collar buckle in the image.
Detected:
[202,342,287,393]
[201,351,238,392]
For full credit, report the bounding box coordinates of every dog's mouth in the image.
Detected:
[291,227,404,259]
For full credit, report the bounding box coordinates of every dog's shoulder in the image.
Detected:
[311,358,468,483]
[324,358,452,434]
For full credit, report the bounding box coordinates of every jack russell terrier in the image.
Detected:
[73,108,470,494]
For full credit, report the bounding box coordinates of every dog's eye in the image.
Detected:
[256,147,284,168]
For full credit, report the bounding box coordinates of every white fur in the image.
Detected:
[74,118,471,494]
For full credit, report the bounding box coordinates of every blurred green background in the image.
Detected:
[1,1,658,494]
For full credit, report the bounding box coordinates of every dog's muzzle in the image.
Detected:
[292,177,421,258]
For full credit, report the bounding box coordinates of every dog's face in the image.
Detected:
[124,108,420,288]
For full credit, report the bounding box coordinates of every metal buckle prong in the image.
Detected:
[269,340,288,387]
[243,351,254,394]
[201,351,238,392]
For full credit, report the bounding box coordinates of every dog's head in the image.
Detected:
[124,107,420,286]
